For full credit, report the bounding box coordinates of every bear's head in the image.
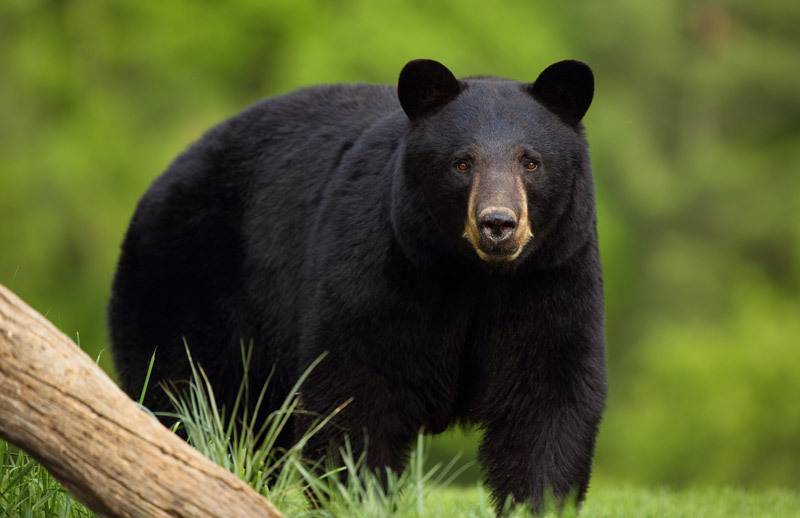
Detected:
[395,59,595,270]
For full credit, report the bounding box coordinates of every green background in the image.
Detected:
[1,0,798,490]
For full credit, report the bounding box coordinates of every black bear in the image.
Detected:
[109,58,607,512]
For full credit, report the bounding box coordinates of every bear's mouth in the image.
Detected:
[473,238,530,263]
[463,217,534,264]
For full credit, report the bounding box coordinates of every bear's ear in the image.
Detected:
[398,59,462,120]
[529,60,594,126]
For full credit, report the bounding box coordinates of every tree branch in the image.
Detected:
[0,283,283,517]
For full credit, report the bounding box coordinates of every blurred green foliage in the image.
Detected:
[1,0,798,489]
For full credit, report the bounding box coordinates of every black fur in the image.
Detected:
[109,59,606,513]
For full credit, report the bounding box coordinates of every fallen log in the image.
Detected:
[0,283,283,517]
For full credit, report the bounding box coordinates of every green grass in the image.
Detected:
[0,440,92,517]
[3,438,799,517]
[2,350,798,517]
[425,486,800,518]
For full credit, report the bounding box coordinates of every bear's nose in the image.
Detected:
[478,208,517,244]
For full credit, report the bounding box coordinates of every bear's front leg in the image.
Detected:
[476,262,607,514]
[478,386,604,514]
[297,269,467,480]
[296,349,422,477]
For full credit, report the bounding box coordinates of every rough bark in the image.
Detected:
[0,283,283,518]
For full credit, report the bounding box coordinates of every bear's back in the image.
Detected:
[110,82,402,409]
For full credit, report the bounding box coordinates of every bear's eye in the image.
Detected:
[454,159,471,173]
[522,157,539,172]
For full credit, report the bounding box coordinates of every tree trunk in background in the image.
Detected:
[0,283,283,518]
